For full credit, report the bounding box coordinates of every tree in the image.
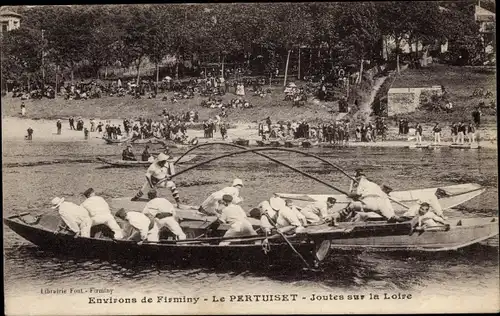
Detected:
[120,6,151,86]
[2,27,44,90]
[336,2,381,83]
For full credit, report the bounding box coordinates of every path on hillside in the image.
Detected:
[358,75,388,122]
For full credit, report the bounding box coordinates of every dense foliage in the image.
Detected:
[0,2,490,85]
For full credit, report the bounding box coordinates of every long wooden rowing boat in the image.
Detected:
[4,205,497,267]
[97,154,198,167]
[276,183,486,213]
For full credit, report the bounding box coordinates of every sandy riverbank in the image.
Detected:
[2,116,496,149]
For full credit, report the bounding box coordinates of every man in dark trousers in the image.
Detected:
[472,107,481,126]
[26,127,34,140]
[69,117,75,130]
[122,145,137,161]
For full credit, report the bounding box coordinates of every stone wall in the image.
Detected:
[388,86,442,116]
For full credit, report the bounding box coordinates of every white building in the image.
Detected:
[0,10,21,33]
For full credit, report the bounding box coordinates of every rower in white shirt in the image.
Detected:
[142,190,186,240]
[199,179,244,215]
[115,208,159,243]
[402,201,447,229]
[51,197,92,237]
[270,196,305,234]
[218,194,257,240]
[80,188,123,239]
[349,169,400,223]
[300,197,337,224]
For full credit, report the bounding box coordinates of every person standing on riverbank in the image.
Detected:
[457,122,465,144]
[467,122,476,143]
[472,107,481,126]
[26,127,33,140]
[450,123,458,144]
[415,123,423,144]
[20,102,26,116]
[56,119,62,135]
[432,123,442,144]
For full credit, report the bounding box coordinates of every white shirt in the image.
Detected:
[81,196,112,218]
[146,162,172,180]
[58,201,91,233]
[356,177,386,199]
[125,211,155,240]
[219,204,248,225]
[276,206,303,228]
[143,198,176,217]
[259,201,277,230]
[300,201,329,218]
[213,186,242,204]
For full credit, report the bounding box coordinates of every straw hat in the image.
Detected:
[157,153,171,162]
[51,197,65,209]
[269,196,285,211]
[232,179,243,187]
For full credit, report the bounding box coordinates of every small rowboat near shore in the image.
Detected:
[97,154,198,167]
[449,144,481,149]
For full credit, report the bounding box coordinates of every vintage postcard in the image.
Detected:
[2,2,498,315]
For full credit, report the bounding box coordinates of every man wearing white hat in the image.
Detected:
[131,153,181,207]
[51,197,92,238]
[81,188,123,239]
[198,179,244,215]
[258,196,304,235]
[143,190,186,240]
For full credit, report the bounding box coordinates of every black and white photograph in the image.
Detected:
[1,2,498,315]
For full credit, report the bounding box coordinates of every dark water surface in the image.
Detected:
[3,140,499,298]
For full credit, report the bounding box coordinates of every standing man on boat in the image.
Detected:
[51,197,93,237]
[142,191,186,240]
[131,153,181,207]
[348,169,401,223]
[300,197,337,224]
[80,188,123,239]
[115,208,159,243]
[198,179,244,215]
[217,194,257,240]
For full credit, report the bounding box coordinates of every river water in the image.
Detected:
[3,139,499,313]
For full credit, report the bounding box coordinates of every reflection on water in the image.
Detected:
[2,140,499,296]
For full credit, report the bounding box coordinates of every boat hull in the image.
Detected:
[3,216,317,265]
[329,217,498,251]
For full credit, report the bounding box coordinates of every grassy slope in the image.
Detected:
[1,85,343,124]
[388,64,497,124]
[2,64,496,135]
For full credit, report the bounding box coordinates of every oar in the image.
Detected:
[262,211,318,271]
[157,147,351,196]
[175,143,412,209]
